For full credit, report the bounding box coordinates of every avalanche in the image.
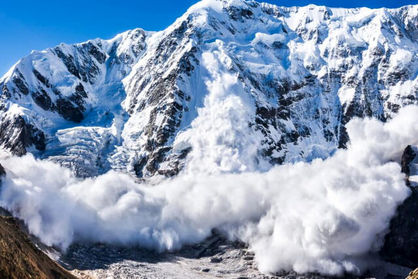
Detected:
[0,105,417,276]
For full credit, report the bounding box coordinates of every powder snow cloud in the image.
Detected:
[0,105,417,276]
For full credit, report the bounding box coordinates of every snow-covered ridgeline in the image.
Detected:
[0,0,417,178]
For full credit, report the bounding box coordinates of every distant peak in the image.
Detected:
[188,0,253,13]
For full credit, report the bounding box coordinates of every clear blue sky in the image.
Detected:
[0,0,416,76]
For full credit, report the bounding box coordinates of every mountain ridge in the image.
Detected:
[0,0,417,178]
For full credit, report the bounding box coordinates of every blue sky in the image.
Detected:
[0,0,416,76]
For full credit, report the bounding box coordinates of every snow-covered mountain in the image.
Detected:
[0,0,417,178]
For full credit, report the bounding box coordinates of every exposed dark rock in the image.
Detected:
[380,145,418,267]
[386,68,409,86]
[75,83,87,97]
[0,164,5,177]
[226,6,254,21]
[145,147,171,174]
[157,147,192,177]
[386,102,401,114]
[68,84,88,108]
[133,156,148,177]
[54,48,81,79]
[33,69,51,88]
[401,145,417,180]
[338,124,349,149]
[86,42,107,64]
[1,83,11,99]
[0,116,46,155]
[380,186,418,267]
[210,257,222,263]
[12,72,29,95]
[177,47,197,75]
[32,89,53,111]
[56,98,84,123]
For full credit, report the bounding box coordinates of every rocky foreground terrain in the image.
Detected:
[0,207,412,279]
[0,216,77,279]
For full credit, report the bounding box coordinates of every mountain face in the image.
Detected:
[0,0,417,178]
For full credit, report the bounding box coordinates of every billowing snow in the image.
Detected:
[1,106,417,276]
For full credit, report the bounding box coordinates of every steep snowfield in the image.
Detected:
[0,0,416,177]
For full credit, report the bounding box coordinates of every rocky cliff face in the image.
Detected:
[380,145,418,268]
[0,0,417,178]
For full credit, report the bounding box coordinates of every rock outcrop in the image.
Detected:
[380,145,418,268]
[0,164,5,177]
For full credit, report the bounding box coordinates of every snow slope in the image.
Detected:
[0,0,417,177]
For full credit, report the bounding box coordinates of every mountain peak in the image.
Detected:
[188,0,252,12]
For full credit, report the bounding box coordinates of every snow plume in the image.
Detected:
[0,105,417,276]
[174,50,269,174]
